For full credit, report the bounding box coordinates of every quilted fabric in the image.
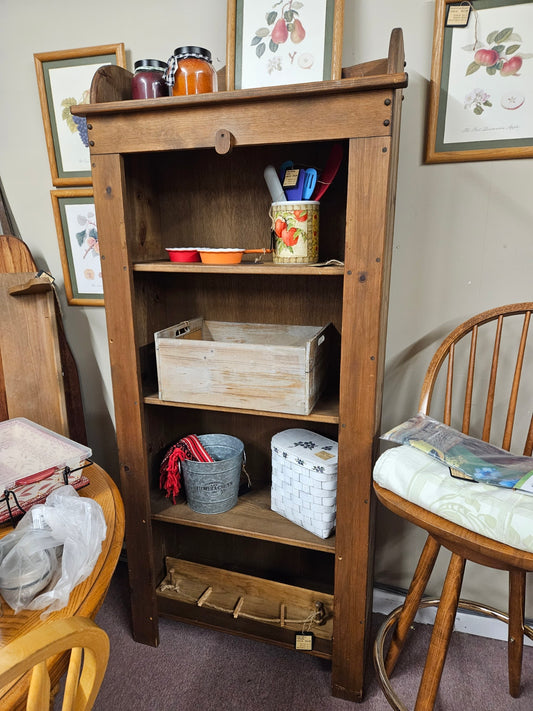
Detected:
[373,444,533,553]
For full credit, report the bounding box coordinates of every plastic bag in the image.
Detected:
[0,485,106,615]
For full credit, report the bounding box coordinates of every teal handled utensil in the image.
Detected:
[302,168,318,200]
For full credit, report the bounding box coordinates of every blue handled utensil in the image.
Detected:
[302,168,318,200]
[285,169,305,200]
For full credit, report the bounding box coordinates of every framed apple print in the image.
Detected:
[226,0,344,90]
[426,0,533,163]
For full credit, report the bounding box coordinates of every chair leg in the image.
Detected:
[385,535,441,676]
[508,569,526,698]
[415,552,466,711]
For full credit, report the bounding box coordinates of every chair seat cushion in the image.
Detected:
[374,445,533,553]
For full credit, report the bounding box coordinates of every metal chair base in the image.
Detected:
[373,597,533,711]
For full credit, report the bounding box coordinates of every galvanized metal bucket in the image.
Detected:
[181,434,244,514]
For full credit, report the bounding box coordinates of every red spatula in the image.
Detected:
[311,143,343,201]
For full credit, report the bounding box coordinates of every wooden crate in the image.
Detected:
[154,317,330,415]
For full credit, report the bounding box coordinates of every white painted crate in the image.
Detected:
[271,428,338,539]
[155,317,330,416]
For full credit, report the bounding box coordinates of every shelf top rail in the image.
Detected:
[73,29,407,119]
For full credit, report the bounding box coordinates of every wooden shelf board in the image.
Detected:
[76,70,408,118]
[151,486,336,554]
[144,391,340,424]
[133,261,345,276]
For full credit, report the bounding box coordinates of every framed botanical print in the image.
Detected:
[35,44,126,185]
[426,0,533,163]
[226,0,344,90]
[51,189,103,306]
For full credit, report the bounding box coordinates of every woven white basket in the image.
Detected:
[271,428,338,539]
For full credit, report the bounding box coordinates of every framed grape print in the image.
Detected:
[426,0,533,163]
[226,0,344,90]
[51,189,103,306]
[35,44,126,186]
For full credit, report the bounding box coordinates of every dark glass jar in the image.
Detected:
[131,59,168,99]
[166,46,217,96]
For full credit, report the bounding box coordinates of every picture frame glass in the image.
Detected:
[235,0,336,89]
[436,0,533,155]
[58,196,103,302]
[43,55,117,180]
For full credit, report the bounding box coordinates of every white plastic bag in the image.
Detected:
[0,485,106,615]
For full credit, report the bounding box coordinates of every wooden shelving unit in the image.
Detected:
[74,29,407,702]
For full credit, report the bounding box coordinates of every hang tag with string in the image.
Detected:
[446,1,472,27]
[294,608,318,650]
[295,632,314,650]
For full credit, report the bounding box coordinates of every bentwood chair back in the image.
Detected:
[0,616,109,711]
[373,302,533,710]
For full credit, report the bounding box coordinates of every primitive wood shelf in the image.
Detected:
[74,28,407,703]
[151,486,336,553]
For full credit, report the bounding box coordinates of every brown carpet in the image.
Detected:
[92,562,533,710]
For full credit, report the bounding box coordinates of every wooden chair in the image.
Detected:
[372,302,533,710]
[0,616,109,711]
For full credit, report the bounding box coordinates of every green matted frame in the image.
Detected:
[426,0,533,163]
[51,189,104,306]
[226,0,344,90]
[35,44,126,186]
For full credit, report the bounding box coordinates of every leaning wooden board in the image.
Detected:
[0,272,68,435]
[0,234,86,444]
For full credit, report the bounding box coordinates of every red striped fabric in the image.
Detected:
[159,434,213,503]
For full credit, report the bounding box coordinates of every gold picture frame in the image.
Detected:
[35,44,126,186]
[426,0,533,163]
[51,188,104,306]
[226,0,344,90]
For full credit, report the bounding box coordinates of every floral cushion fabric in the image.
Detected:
[373,444,533,553]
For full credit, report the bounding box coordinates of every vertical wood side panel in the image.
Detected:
[91,153,159,646]
[332,127,398,700]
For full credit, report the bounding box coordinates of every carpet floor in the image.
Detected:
[91,562,533,710]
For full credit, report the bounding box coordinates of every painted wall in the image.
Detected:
[0,1,531,614]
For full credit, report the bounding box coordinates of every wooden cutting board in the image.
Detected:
[0,272,68,435]
[0,235,86,442]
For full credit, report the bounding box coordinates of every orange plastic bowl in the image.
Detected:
[198,248,245,264]
[166,248,200,263]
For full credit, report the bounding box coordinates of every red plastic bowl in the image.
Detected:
[166,248,200,263]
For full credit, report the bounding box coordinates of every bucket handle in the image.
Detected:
[240,450,252,494]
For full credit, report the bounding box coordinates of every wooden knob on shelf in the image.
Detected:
[215,129,235,155]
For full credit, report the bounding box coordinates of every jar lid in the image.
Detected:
[173,46,212,62]
[134,59,167,71]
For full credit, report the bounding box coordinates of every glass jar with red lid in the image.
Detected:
[164,46,217,96]
[131,59,169,99]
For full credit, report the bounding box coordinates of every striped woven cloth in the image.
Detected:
[160,435,213,503]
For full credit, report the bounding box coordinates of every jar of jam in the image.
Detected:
[164,46,217,96]
[131,59,169,99]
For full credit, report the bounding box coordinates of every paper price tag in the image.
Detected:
[446,5,471,27]
[282,168,300,188]
[295,633,314,650]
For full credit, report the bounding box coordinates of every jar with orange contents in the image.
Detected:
[164,46,217,96]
